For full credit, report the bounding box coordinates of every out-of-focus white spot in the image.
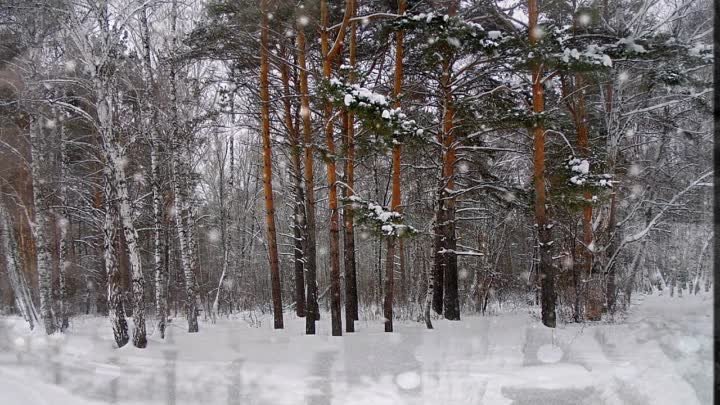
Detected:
[537,344,563,363]
[395,371,421,390]
[630,184,643,199]
[207,228,221,242]
[133,172,145,185]
[677,336,700,354]
[14,337,25,348]
[57,217,69,229]
[64,60,77,72]
[578,14,591,26]
[531,27,545,40]
[116,157,129,170]
[458,268,469,280]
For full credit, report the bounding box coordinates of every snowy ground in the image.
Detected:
[0,292,712,405]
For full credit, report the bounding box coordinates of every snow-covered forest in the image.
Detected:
[0,0,713,403]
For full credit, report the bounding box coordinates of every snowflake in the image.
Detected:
[531,26,545,40]
[133,172,145,185]
[578,14,591,26]
[207,228,221,242]
[537,344,563,363]
[57,217,69,230]
[458,268,469,280]
[395,371,421,390]
[297,15,309,27]
[64,60,77,73]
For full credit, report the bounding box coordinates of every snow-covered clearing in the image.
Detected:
[0,292,712,405]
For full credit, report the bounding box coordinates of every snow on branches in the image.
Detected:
[345,195,417,238]
[529,24,713,73]
[565,157,612,188]
[547,156,614,211]
[325,79,424,145]
[388,12,504,59]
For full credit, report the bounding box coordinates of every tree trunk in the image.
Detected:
[57,108,70,332]
[280,42,306,318]
[573,74,601,321]
[605,190,619,314]
[424,240,434,329]
[103,167,129,347]
[693,233,712,294]
[398,238,406,307]
[319,0,354,337]
[342,2,359,332]
[260,0,284,329]
[384,0,406,333]
[529,0,556,328]
[29,116,56,335]
[439,2,459,319]
[432,198,445,315]
[296,22,319,334]
[169,0,199,333]
[0,201,39,330]
[141,4,167,338]
[106,111,147,348]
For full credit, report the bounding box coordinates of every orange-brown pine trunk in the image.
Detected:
[384,0,406,333]
[320,0,354,337]
[260,0,283,329]
[530,0,556,327]
[296,22,319,334]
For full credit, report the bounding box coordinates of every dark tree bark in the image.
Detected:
[342,0,359,332]
[296,17,320,334]
[279,41,306,318]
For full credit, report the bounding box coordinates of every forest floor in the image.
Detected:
[0,291,712,405]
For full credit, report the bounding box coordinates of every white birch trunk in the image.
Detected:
[94,70,147,347]
[57,107,69,331]
[0,201,38,330]
[212,135,234,321]
[29,116,55,335]
[171,156,199,332]
[103,167,129,347]
[141,4,167,339]
[169,0,199,332]
[693,233,712,294]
